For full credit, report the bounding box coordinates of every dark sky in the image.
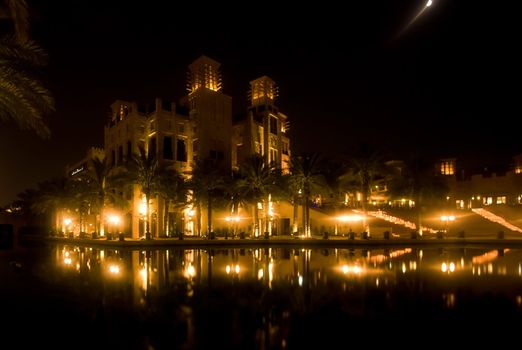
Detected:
[1,0,520,205]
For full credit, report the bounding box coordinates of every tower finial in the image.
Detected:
[187,55,222,93]
[248,76,278,106]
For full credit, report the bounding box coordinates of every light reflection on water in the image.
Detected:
[10,245,522,348]
[52,246,522,304]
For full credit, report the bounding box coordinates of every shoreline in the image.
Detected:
[20,235,522,250]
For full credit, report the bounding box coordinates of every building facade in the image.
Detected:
[92,56,293,238]
[447,155,522,209]
[232,76,290,172]
[101,56,235,238]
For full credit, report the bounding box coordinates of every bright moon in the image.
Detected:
[426,0,433,7]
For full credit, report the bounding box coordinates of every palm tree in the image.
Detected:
[224,172,249,237]
[1,0,30,42]
[1,0,54,137]
[281,171,302,234]
[388,153,448,236]
[236,155,278,237]
[158,168,186,237]
[0,37,54,137]
[339,145,383,233]
[288,154,329,237]
[126,146,161,239]
[31,177,77,233]
[74,156,113,235]
[189,157,225,237]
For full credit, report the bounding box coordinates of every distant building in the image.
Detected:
[233,76,290,172]
[449,154,522,209]
[65,147,105,178]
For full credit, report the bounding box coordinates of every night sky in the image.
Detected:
[0,0,520,205]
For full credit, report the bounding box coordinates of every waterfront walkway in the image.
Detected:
[28,234,522,249]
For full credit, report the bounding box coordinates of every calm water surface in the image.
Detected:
[2,242,522,348]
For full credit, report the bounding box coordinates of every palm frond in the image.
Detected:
[0,36,54,138]
[4,0,29,42]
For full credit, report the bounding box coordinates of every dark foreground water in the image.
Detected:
[2,242,522,349]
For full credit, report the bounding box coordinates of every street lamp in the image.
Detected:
[225,216,241,238]
[63,218,72,238]
[108,215,121,240]
[440,215,456,235]
[335,214,364,236]
[138,198,148,238]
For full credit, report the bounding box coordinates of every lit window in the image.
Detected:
[515,167,522,174]
[496,196,506,204]
[269,148,277,164]
[440,160,455,175]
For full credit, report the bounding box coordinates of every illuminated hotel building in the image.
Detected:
[87,55,293,238]
[65,56,294,238]
[65,147,105,178]
[100,56,233,238]
[232,76,290,172]
[105,56,231,176]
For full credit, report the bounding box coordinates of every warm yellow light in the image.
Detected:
[337,215,363,222]
[449,262,455,272]
[258,268,264,280]
[441,262,448,273]
[472,250,500,265]
[341,264,362,274]
[109,215,120,225]
[109,264,120,274]
[138,199,147,216]
[64,257,72,265]
[426,0,432,7]
[298,275,303,286]
[235,264,240,274]
[226,265,231,274]
[185,264,196,278]
[63,218,72,226]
